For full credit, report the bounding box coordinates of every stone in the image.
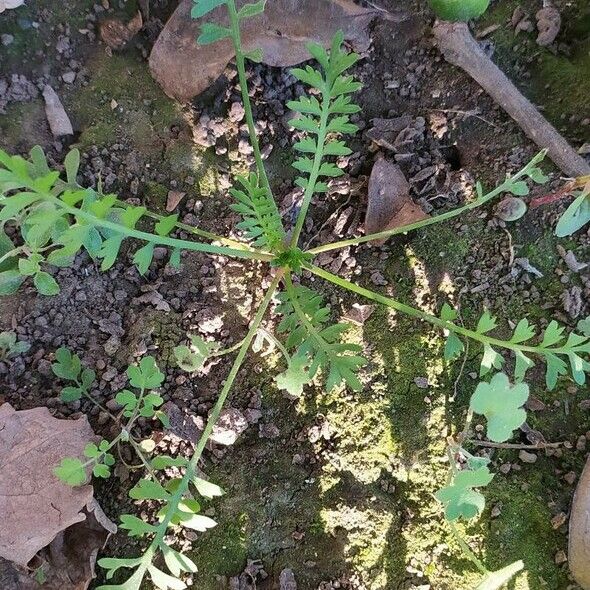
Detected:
[62,71,76,84]
[42,85,74,137]
[0,33,14,45]
[570,456,590,588]
[149,0,379,101]
[518,449,537,464]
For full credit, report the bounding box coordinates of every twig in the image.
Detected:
[432,21,590,178]
[469,439,564,450]
[432,108,499,130]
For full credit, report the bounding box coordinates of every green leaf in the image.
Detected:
[197,22,231,45]
[127,356,165,389]
[506,181,529,196]
[540,320,565,347]
[98,557,143,580]
[84,443,100,458]
[34,271,60,295]
[444,332,464,361]
[119,514,157,537]
[290,65,325,89]
[244,47,263,62]
[148,565,187,590]
[54,457,87,486]
[469,373,528,442]
[116,389,138,415]
[545,353,568,390]
[133,242,155,275]
[177,513,217,531]
[480,344,504,376]
[64,149,80,184]
[93,463,111,478]
[96,567,145,590]
[151,455,189,470]
[191,0,225,18]
[29,145,50,177]
[476,311,497,334]
[440,303,458,321]
[60,385,82,402]
[18,255,41,276]
[52,347,82,380]
[275,354,311,397]
[510,318,536,343]
[476,561,524,590]
[514,350,534,381]
[129,478,171,500]
[527,166,549,184]
[0,270,24,295]
[0,230,17,272]
[578,316,590,337]
[192,476,224,499]
[435,466,494,521]
[155,214,177,237]
[162,546,198,577]
[238,0,266,19]
[555,191,590,237]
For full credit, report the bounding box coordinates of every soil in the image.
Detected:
[1,0,590,589]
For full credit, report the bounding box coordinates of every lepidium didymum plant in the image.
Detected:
[1,0,589,587]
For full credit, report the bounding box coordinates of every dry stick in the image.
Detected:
[432,21,590,179]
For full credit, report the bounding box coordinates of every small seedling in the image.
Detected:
[1,1,589,588]
[0,330,30,359]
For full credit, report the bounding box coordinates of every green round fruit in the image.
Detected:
[429,0,490,21]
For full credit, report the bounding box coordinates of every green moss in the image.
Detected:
[142,182,169,211]
[485,474,569,588]
[190,516,249,582]
[68,50,183,152]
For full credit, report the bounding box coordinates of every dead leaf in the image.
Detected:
[365,158,429,244]
[365,116,414,152]
[343,303,375,326]
[42,86,73,137]
[99,11,143,50]
[0,404,95,567]
[30,499,116,590]
[536,5,561,47]
[149,0,384,101]
[166,190,186,212]
[569,455,590,589]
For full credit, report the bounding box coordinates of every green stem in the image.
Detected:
[226,0,272,195]
[305,263,579,357]
[133,271,284,582]
[306,154,543,255]
[0,246,22,265]
[290,91,332,247]
[123,201,263,253]
[284,273,333,358]
[449,522,488,575]
[46,194,273,262]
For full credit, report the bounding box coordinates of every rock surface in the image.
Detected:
[149,0,376,101]
[569,455,590,589]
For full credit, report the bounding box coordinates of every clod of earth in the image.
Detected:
[42,85,73,137]
[149,0,378,101]
[98,11,143,50]
[535,4,561,47]
[0,403,114,582]
[365,158,428,243]
[569,455,590,589]
[432,20,590,178]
